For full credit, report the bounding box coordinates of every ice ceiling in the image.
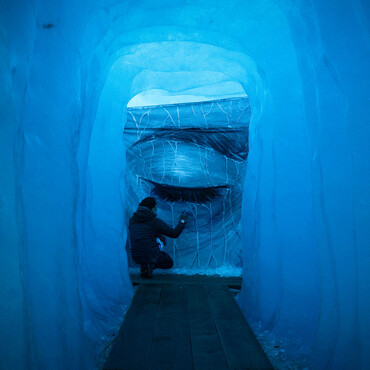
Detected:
[0,0,369,369]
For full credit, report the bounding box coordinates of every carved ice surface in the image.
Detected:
[125,97,250,269]
[0,0,369,369]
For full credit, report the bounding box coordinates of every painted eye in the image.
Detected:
[143,179,227,204]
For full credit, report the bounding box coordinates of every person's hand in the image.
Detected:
[180,212,189,222]
[158,234,166,245]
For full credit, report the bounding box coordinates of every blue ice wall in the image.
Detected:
[0,0,369,369]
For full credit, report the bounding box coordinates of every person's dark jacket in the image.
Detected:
[129,206,185,264]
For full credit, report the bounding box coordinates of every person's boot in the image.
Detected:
[140,264,154,279]
[146,263,154,279]
[140,264,148,278]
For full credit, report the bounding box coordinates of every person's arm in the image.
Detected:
[154,215,186,238]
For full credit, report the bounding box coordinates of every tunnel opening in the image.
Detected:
[124,90,251,275]
[81,38,264,366]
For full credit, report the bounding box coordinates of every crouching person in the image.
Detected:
[129,197,187,278]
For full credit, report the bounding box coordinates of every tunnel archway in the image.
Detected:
[79,38,266,360]
[81,23,315,365]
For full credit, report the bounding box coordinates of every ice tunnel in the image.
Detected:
[0,0,369,369]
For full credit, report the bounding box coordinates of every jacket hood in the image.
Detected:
[133,206,156,223]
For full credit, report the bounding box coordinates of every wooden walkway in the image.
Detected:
[104,274,272,370]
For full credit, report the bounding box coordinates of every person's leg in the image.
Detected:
[132,254,155,279]
[154,251,174,270]
[140,263,154,278]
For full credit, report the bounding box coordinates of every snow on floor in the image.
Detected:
[129,266,242,277]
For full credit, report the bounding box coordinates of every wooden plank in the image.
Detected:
[206,284,273,369]
[185,285,228,370]
[104,284,162,370]
[150,284,193,370]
